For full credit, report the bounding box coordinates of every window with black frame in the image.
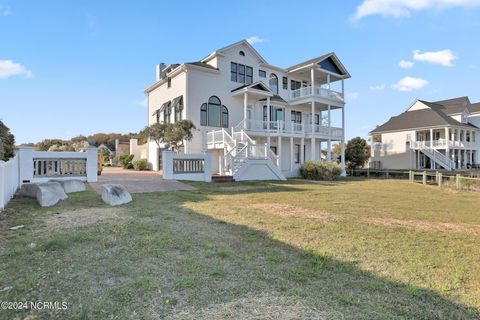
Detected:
[282,77,288,90]
[291,111,302,123]
[295,144,301,163]
[231,62,253,85]
[200,96,229,128]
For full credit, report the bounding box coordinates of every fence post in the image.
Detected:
[438,172,443,187]
[409,170,413,182]
[386,169,389,179]
[367,168,370,178]
[456,174,461,190]
[85,147,98,182]
[422,171,427,185]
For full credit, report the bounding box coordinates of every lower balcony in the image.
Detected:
[239,119,344,140]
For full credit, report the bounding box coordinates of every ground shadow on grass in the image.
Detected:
[0,181,478,319]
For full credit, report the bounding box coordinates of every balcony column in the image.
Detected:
[278,135,282,170]
[445,127,450,160]
[341,106,346,176]
[267,96,271,149]
[430,128,433,147]
[311,101,316,160]
[290,136,294,173]
[341,79,345,99]
[327,104,331,161]
[327,74,331,90]
[243,92,248,130]
[458,149,461,169]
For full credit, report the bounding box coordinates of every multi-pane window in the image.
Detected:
[231,62,253,84]
[290,80,301,91]
[259,70,266,78]
[174,97,183,122]
[200,96,229,128]
[291,111,302,123]
[282,77,288,90]
[295,144,301,163]
[155,111,160,123]
[314,114,320,125]
[167,77,172,88]
[163,101,171,123]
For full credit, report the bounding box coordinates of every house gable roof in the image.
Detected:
[231,81,272,93]
[370,100,477,134]
[202,40,267,64]
[432,96,470,115]
[286,52,351,78]
[469,102,480,114]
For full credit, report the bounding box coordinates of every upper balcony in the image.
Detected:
[289,86,344,105]
[236,119,344,140]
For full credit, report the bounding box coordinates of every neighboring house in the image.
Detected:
[145,40,350,179]
[370,97,480,170]
[129,138,148,160]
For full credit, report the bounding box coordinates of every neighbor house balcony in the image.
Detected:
[289,86,344,105]
[238,119,343,140]
[410,139,478,150]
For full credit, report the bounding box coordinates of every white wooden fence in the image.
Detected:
[0,146,98,210]
[162,151,212,182]
[0,154,20,210]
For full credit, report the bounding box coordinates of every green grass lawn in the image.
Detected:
[1,179,480,319]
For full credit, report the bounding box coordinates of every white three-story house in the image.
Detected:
[145,40,351,180]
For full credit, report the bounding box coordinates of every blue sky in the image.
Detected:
[1,0,480,144]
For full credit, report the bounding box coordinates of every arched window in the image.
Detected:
[269,73,278,94]
[200,103,207,126]
[222,105,229,128]
[200,96,229,128]
[207,96,221,127]
[239,50,245,56]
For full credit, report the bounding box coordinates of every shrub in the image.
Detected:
[299,160,341,181]
[119,154,134,169]
[132,159,148,171]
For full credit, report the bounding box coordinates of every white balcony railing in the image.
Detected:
[290,86,344,103]
[411,139,478,149]
[242,119,343,139]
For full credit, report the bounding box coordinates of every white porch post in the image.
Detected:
[430,128,434,169]
[327,104,331,161]
[341,79,345,99]
[267,96,271,149]
[243,92,248,130]
[278,135,282,170]
[311,67,316,160]
[445,127,450,161]
[290,136,294,173]
[341,106,346,176]
[327,74,331,90]
[458,149,461,169]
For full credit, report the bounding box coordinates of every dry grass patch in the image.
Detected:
[43,207,125,232]
[362,217,480,236]
[250,203,336,222]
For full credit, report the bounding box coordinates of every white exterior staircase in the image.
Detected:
[412,141,456,171]
[206,129,285,181]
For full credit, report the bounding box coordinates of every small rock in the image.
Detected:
[50,179,86,193]
[9,225,24,230]
[101,184,132,206]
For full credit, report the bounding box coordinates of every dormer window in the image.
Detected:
[239,51,245,56]
[167,77,172,88]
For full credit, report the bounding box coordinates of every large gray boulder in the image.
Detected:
[36,182,68,207]
[50,179,86,193]
[19,183,40,198]
[19,182,68,207]
[101,184,132,206]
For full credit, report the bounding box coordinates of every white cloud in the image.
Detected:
[0,60,33,79]
[246,36,265,45]
[352,0,480,21]
[347,92,359,100]
[399,59,414,69]
[392,76,429,91]
[0,5,12,16]
[413,49,457,67]
[369,84,386,90]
